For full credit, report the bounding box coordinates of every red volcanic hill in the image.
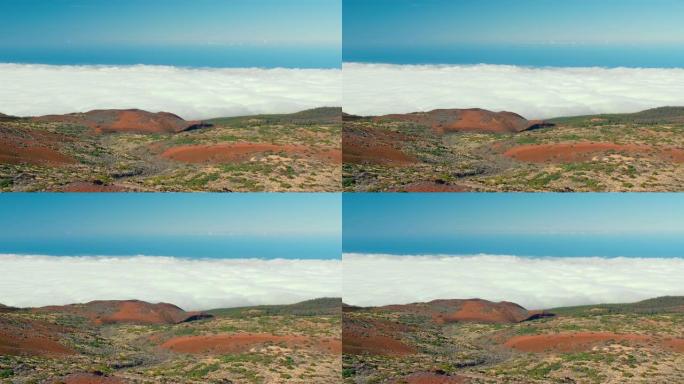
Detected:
[379,298,553,324]
[375,108,553,134]
[36,300,212,325]
[0,125,76,166]
[1,300,210,357]
[0,316,75,356]
[342,125,418,166]
[343,317,417,356]
[32,109,209,134]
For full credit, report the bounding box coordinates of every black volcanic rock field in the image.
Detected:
[343,107,684,192]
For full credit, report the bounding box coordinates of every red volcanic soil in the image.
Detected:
[0,317,74,356]
[660,148,684,163]
[343,332,415,356]
[389,373,471,384]
[33,109,206,134]
[389,181,470,192]
[437,300,529,324]
[504,332,651,353]
[503,142,684,164]
[380,299,550,324]
[343,318,416,356]
[343,126,417,166]
[37,300,211,325]
[54,373,126,384]
[0,129,75,166]
[663,338,684,353]
[376,108,551,134]
[160,143,341,164]
[61,181,126,192]
[503,142,653,163]
[160,333,340,355]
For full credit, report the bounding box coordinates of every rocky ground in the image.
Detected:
[0,107,341,192]
[343,107,684,192]
[342,297,684,384]
[0,298,341,383]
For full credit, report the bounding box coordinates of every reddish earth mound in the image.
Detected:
[319,148,343,164]
[504,332,651,353]
[503,142,654,163]
[663,338,684,353]
[389,373,471,384]
[38,300,212,325]
[503,142,684,164]
[343,318,416,356]
[343,126,417,166]
[389,181,470,192]
[342,333,415,356]
[54,373,126,384]
[160,143,340,164]
[34,109,206,134]
[436,300,531,324]
[161,333,340,355]
[660,148,684,163]
[0,317,74,356]
[380,299,551,324]
[0,128,75,166]
[376,108,552,134]
[61,181,126,192]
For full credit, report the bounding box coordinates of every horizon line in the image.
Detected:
[342,253,684,259]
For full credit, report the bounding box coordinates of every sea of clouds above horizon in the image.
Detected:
[0,63,341,119]
[343,63,684,119]
[343,254,684,309]
[0,255,340,310]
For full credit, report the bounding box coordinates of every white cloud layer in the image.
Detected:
[343,254,684,310]
[0,63,341,119]
[343,63,684,119]
[0,255,340,311]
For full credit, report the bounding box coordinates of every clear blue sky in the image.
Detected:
[345,0,683,47]
[0,193,340,239]
[344,193,684,236]
[1,0,340,47]
[344,0,684,66]
[343,193,684,257]
[0,194,341,259]
[0,0,341,67]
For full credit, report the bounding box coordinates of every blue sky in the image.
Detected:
[343,0,684,66]
[0,194,341,259]
[344,193,684,237]
[0,0,341,67]
[1,0,340,47]
[0,193,340,238]
[343,193,684,257]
